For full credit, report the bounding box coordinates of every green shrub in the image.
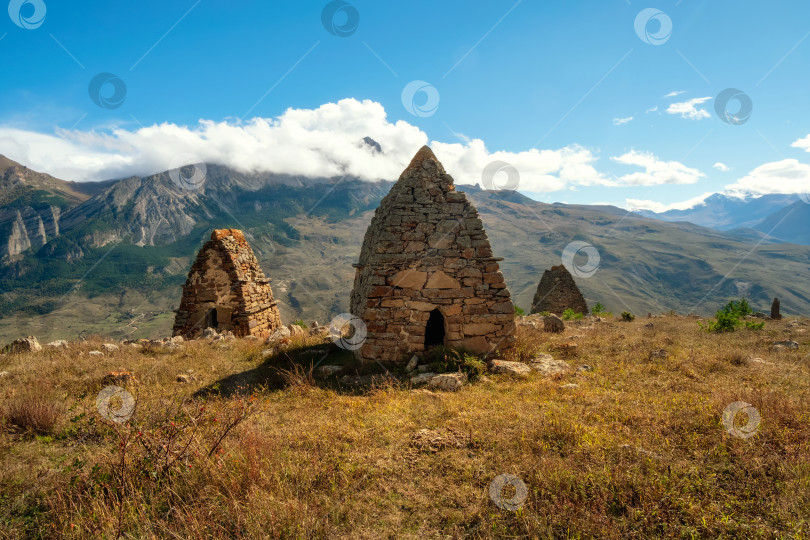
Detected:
[699,298,764,333]
[562,309,583,321]
[514,305,525,317]
[424,347,486,382]
[292,319,308,329]
[591,303,612,317]
[620,311,635,322]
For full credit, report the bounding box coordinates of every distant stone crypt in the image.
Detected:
[350,146,516,363]
[173,229,283,338]
[530,264,588,316]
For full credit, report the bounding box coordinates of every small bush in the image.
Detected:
[620,311,635,322]
[292,319,308,329]
[591,303,612,317]
[425,347,486,382]
[514,305,525,317]
[700,298,763,333]
[2,393,63,435]
[562,309,583,321]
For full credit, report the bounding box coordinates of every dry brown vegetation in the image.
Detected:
[0,315,809,538]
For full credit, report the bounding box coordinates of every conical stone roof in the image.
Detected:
[350,146,516,363]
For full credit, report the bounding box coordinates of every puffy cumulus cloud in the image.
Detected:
[666,97,712,120]
[791,134,810,152]
[0,98,610,192]
[611,150,705,185]
[0,99,427,182]
[713,162,730,172]
[431,140,610,192]
[626,192,714,213]
[725,159,810,196]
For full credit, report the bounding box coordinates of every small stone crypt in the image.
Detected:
[173,229,283,338]
[530,264,588,316]
[349,146,516,363]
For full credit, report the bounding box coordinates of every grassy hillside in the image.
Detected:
[1,315,808,538]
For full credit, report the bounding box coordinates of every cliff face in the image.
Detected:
[0,156,86,262]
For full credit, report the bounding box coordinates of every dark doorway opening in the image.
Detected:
[424,308,445,348]
[207,308,218,329]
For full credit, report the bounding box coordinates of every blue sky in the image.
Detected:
[2,0,810,210]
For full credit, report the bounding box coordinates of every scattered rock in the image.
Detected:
[417,364,433,373]
[410,372,437,385]
[267,326,292,343]
[751,357,773,365]
[289,324,305,336]
[490,360,531,377]
[46,340,69,348]
[176,374,195,383]
[103,343,119,352]
[751,312,768,319]
[578,364,594,372]
[559,383,579,389]
[772,340,799,351]
[429,372,467,391]
[529,353,555,363]
[88,351,104,356]
[649,349,668,360]
[644,322,654,329]
[318,365,343,377]
[171,335,184,344]
[531,356,570,376]
[0,371,9,378]
[4,336,42,354]
[543,315,565,333]
[405,355,419,373]
[261,349,275,358]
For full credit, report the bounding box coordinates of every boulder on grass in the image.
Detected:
[490,360,531,377]
[4,337,42,354]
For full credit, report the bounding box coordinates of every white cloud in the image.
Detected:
[613,116,634,126]
[791,134,810,152]
[713,162,730,172]
[664,90,686,98]
[626,192,714,213]
[725,159,810,196]
[610,150,705,186]
[645,106,659,114]
[0,98,610,192]
[666,97,712,120]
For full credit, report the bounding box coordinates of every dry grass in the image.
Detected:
[0,316,808,538]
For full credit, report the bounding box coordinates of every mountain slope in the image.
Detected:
[1,162,809,342]
[754,200,810,245]
[635,193,800,231]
